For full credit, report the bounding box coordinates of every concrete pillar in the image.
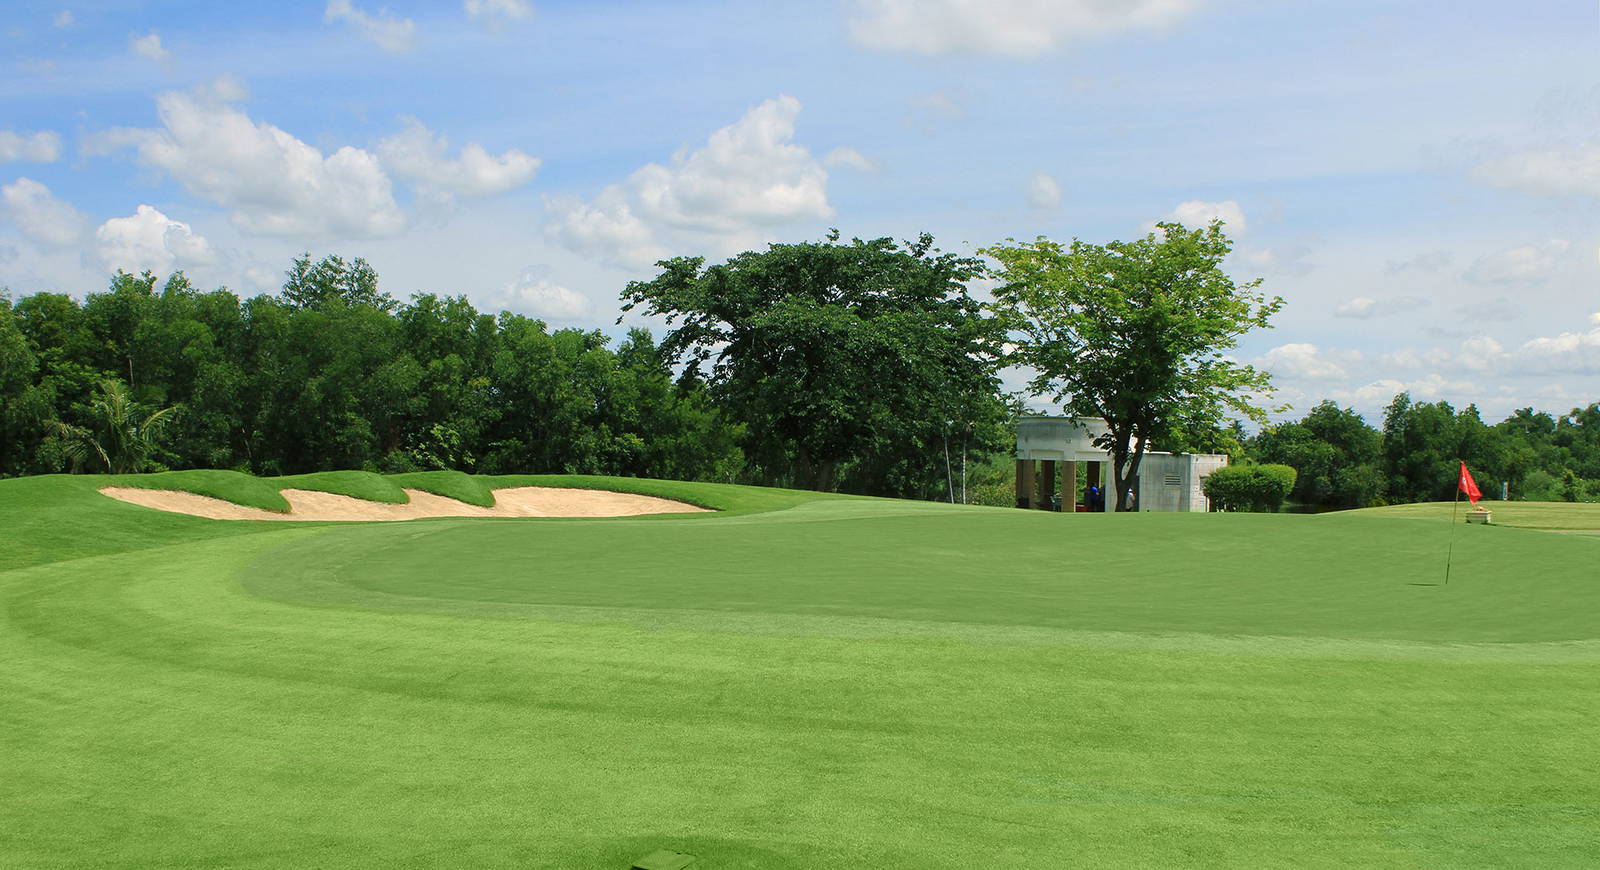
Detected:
[1015,459,1034,509]
[1039,460,1057,510]
[1062,460,1077,512]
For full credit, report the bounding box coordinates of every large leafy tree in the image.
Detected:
[1254,400,1385,508]
[620,232,1009,494]
[985,221,1283,511]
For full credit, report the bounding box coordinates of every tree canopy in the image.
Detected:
[621,232,1011,493]
[985,220,1283,510]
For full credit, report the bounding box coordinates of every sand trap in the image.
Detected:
[100,486,712,521]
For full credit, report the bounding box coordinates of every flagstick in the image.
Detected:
[1444,486,1461,586]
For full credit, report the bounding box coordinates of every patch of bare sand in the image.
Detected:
[99,486,711,521]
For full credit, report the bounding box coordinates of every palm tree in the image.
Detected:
[52,380,177,474]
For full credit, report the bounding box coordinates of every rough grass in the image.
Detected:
[385,470,496,507]
[3,477,1598,867]
[109,469,292,512]
[267,470,410,504]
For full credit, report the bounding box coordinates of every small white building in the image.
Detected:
[1014,416,1228,512]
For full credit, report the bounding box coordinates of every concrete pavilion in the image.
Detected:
[1014,416,1229,512]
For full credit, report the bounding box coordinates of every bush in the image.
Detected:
[1202,463,1297,512]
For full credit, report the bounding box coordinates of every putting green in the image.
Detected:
[2,476,1597,868]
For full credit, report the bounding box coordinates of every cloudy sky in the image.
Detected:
[2,0,1597,423]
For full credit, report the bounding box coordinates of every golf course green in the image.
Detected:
[2,474,1597,867]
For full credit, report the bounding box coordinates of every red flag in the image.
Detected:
[1458,461,1481,505]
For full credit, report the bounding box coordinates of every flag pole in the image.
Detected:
[1444,475,1461,586]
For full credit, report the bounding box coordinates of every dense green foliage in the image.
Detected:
[622,232,1011,495]
[4,476,1598,866]
[1247,396,1600,507]
[0,266,745,485]
[3,242,1018,501]
[986,221,1283,511]
[1201,462,1297,512]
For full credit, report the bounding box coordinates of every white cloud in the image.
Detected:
[131,32,170,64]
[95,205,216,275]
[376,118,540,203]
[464,0,531,24]
[53,10,73,28]
[823,147,878,172]
[1458,335,1505,371]
[100,87,405,240]
[1334,294,1427,320]
[1591,312,1600,327]
[1242,244,1313,277]
[1515,323,1600,374]
[492,268,588,320]
[546,96,833,268]
[1474,141,1600,200]
[1157,199,1246,235]
[1255,342,1351,380]
[1333,375,1481,410]
[543,190,670,270]
[0,177,88,247]
[1335,297,1378,319]
[1463,238,1569,285]
[846,0,1200,56]
[1385,250,1452,274]
[325,0,416,54]
[0,130,62,163]
[1027,172,1062,211]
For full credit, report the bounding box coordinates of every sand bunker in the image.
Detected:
[100,486,712,522]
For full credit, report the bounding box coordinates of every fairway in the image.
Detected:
[3,476,1598,868]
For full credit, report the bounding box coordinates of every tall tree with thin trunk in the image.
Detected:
[985,220,1283,511]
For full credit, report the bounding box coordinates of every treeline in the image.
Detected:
[0,261,744,483]
[1244,397,1600,507]
[5,250,1597,507]
[0,252,1007,500]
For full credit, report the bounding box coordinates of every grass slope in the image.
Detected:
[268,470,410,503]
[2,477,1597,867]
[109,469,292,512]
[385,470,496,507]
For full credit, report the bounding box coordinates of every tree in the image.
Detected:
[985,221,1283,511]
[620,232,1009,493]
[52,379,177,474]
[1253,400,1384,508]
[281,253,391,311]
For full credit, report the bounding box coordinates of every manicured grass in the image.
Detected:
[268,470,410,504]
[386,470,496,507]
[1346,500,1600,531]
[110,468,293,512]
[2,476,1597,867]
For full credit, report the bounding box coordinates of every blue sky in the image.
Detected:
[3,0,1597,422]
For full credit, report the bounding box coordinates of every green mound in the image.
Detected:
[109,469,292,513]
[475,473,827,515]
[1342,500,1600,531]
[386,470,496,507]
[268,470,410,504]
